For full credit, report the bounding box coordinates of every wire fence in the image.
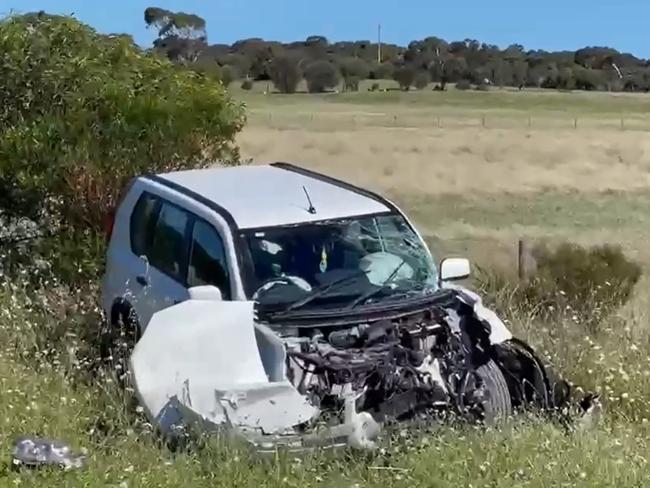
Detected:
[247,110,650,132]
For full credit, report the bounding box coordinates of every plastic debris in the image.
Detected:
[12,436,86,470]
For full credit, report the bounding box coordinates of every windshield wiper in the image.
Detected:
[283,269,368,313]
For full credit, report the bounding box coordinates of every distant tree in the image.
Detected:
[557,67,576,90]
[304,35,329,59]
[144,6,207,63]
[304,61,340,93]
[339,57,370,91]
[219,64,237,87]
[269,55,303,93]
[414,70,430,90]
[393,66,416,90]
[371,62,395,80]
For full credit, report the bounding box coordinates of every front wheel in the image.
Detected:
[459,359,512,423]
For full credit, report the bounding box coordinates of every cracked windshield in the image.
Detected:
[243,213,438,311]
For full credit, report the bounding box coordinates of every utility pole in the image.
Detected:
[377,23,382,64]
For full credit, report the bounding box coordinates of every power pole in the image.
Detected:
[377,23,382,64]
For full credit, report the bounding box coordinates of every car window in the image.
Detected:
[148,202,191,282]
[130,192,161,257]
[187,219,231,299]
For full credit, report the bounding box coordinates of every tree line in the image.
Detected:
[146,6,650,93]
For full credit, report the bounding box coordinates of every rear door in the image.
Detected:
[128,192,192,330]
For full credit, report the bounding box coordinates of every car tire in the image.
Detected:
[475,359,513,423]
[104,304,141,387]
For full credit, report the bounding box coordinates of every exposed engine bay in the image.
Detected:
[280,291,581,432]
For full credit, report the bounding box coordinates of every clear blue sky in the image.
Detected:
[2,0,649,58]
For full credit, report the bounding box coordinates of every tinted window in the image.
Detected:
[188,219,231,299]
[148,202,190,281]
[130,192,161,257]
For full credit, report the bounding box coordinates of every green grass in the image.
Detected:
[2,273,650,487]
[234,80,650,116]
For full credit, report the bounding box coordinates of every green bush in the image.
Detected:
[476,242,642,333]
[0,14,245,281]
[241,79,254,90]
[269,55,302,93]
[393,66,416,91]
[414,71,430,90]
[0,13,245,237]
[304,60,340,93]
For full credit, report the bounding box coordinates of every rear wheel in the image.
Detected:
[102,305,141,387]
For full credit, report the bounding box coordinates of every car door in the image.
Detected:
[132,195,192,330]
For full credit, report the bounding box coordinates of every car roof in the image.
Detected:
[153,163,392,230]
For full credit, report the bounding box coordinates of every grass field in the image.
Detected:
[4,86,650,486]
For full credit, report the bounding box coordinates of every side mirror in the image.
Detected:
[439,258,471,282]
[188,285,223,302]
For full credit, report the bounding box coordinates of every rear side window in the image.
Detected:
[188,219,231,299]
[130,192,161,257]
[148,202,191,281]
[130,192,191,283]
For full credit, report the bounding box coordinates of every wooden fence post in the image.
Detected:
[518,239,536,282]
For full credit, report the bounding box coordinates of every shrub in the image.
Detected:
[476,242,642,334]
[241,79,253,90]
[269,55,302,93]
[339,57,370,92]
[0,13,245,275]
[371,62,395,80]
[393,66,416,91]
[369,82,381,92]
[455,80,471,90]
[304,60,340,93]
[218,64,237,86]
[414,71,430,90]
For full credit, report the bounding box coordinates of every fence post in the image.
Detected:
[481,114,486,127]
[518,239,536,282]
[574,117,578,129]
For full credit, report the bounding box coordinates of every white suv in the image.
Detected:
[101,162,594,451]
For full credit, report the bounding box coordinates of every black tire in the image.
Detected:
[475,359,513,423]
[104,305,141,388]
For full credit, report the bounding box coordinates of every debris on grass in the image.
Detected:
[12,436,86,470]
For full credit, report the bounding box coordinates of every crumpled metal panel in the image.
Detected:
[442,283,514,344]
[129,299,319,437]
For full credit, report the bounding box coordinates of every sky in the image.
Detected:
[2,0,649,58]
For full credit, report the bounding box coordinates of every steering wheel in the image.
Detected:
[252,275,313,301]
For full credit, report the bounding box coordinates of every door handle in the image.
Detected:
[136,275,149,287]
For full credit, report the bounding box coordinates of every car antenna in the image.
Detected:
[303,186,317,214]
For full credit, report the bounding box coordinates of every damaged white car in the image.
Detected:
[101,162,598,453]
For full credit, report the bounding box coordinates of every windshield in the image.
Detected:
[242,213,438,312]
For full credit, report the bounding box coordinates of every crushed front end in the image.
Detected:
[129,289,600,455]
